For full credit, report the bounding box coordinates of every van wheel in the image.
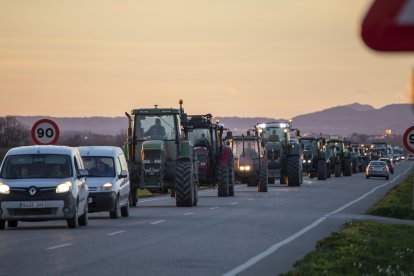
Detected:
[67,207,78,229]
[8,221,18,228]
[78,204,88,226]
[121,198,130,217]
[0,220,5,230]
[110,195,121,219]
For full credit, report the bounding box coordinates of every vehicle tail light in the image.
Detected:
[383,167,389,172]
[369,166,373,170]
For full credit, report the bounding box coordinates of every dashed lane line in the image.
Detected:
[151,220,166,225]
[184,212,194,216]
[47,243,72,250]
[107,230,126,236]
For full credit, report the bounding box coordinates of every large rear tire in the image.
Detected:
[258,168,268,192]
[335,163,341,177]
[287,156,301,187]
[228,161,235,197]
[175,161,195,207]
[343,159,352,176]
[317,160,327,180]
[218,163,229,197]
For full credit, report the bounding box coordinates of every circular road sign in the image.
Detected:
[31,119,60,145]
[403,126,414,154]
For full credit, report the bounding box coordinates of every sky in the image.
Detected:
[0,0,413,119]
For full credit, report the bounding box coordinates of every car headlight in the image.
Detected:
[0,183,10,194]
[245,165,251,171]
[240,166,245,171]
[56,181,72,193]
[307,160,312,163]
[200,162,206,166]
[302,160,306,163]
[101,183,113,192]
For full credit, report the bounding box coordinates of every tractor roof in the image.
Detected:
[131,108,180,115]
[299,137,319,141]
[185,114,214,128]
[232,135,259,141]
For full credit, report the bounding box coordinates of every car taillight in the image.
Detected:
[369,166,373,170]
[383,167,389,172]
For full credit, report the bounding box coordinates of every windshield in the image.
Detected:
[0,154,72,179]
[233,139,259,158]
[370,161,386,166]
[262,127,285,142]
[135,114,177,140]
[81,156,115,177]
[300,139,317,151]
[188,128,211,147]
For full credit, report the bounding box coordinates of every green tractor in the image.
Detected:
[299,137,330,180]
[125,100,198,207]
[326,136,353,177]
[256,121,303,186]
[348,143,369,173]
[183,114,235,197]
[231,130,268,192]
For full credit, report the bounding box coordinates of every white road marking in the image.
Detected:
[151,220,166,225]
[184,212,194,216]
[223,164,414,276]
[231,202,240,205]
[47,243,72,250]
[107,230,125,236]
[210,207,219,210]
[248,198,254,201]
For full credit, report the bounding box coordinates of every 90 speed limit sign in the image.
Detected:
[403,126,414,154]
[31,119,60,145]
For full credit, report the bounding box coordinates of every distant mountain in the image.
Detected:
[15,103,414,136]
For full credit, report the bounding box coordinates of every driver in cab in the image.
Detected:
[145,118,166,139]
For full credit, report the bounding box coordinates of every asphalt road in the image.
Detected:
[1,161,413,276]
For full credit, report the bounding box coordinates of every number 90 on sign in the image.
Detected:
[31,119,60,145]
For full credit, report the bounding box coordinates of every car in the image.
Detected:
[365,161,390,180]
[0,145,89,230]
[407,154,414,161]
[379,158,394,174]
[79,146,130,218]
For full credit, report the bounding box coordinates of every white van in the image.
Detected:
[0,146,89,229]
[79,146,130,218]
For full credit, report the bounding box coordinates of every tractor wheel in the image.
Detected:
[327,164,331,178]
[268,177,275,184]
[218,163,229,197]
[258,168,268,192]
[228,162,235,197]
[129,188,138,207]
[317,160,327,180]
[175,161,195,207]
[246,177,256,187]
[343,159,352,176]
[335,164,341,177]
[352,158,358,174]
[287,156,301,187]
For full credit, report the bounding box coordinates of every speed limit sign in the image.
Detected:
[403,126,414,154]
[31,119,60,145]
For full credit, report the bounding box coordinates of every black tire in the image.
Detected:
[366,175,369,179]
[268,177,275,184]
[218,163,229,197]
[343,159,352,176]
[67,206,78,229]
[317,160,327,180]
[352,159,358,174]
[121,198,130,217]
[228,162,235,197]
[78,203,88,226]
[327,164,331,178]
[258,169,268,192]
[110,195,121,219]
[175,161,195,207]
[0,220,5,230]
[386,176,389,180]
[287,156,301,187]
[129,188,138,207]
[8,221,18,228]
[391,169,394,175]
[335,163,341,177]
[193,182,198,206]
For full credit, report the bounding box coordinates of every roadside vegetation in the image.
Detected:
[282,221,414,275]
[283,171,414,275]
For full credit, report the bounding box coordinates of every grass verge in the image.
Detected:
[367,171,414,220]
[282,221,414,275]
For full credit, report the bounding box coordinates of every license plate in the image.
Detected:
[20,202,46,209]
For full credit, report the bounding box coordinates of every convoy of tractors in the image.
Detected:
[124,100,406,207]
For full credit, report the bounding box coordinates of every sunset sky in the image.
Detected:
[0,0,413,119]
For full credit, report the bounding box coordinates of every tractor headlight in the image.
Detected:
[245,165,251,171]
[56,182,72,193]
[240,166,245,171]
[200,162,206,166]
[101,183,113,192]
[0,183,10,194]
[307,160,312,163]
[302,160,306,163]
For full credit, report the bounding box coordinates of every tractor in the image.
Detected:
[326,136,353,177]
[256,121,303,186]
[348,143,369,173]
[183,114,235,197]
[231,130,268,192]
[124,100,198,207]
[299,137,330,180]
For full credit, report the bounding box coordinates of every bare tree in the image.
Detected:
[0,116,30,148]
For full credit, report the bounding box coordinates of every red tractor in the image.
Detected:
[183,114,235,197]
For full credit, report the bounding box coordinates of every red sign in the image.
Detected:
[361,0,414,51]
[403,126,414,154]
[31,119,60,145]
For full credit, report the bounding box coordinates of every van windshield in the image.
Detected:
[0,154,72,179]
[81,156,115,177]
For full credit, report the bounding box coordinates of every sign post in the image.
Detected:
[403,126,414,209]
[31,119,60,145]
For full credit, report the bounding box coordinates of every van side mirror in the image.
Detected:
[78,169,89,178]
[119,170,128,179]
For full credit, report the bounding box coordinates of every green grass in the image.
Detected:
[368,172,414,220]
[282,221,414,275]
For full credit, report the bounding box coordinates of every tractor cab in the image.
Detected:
[257,122,291,144]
